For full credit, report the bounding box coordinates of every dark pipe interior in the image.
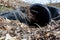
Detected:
[30,4,51,26]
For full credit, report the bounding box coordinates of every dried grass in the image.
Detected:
[0,17,60,40]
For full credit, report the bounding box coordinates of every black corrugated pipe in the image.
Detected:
[30,4,51,26]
